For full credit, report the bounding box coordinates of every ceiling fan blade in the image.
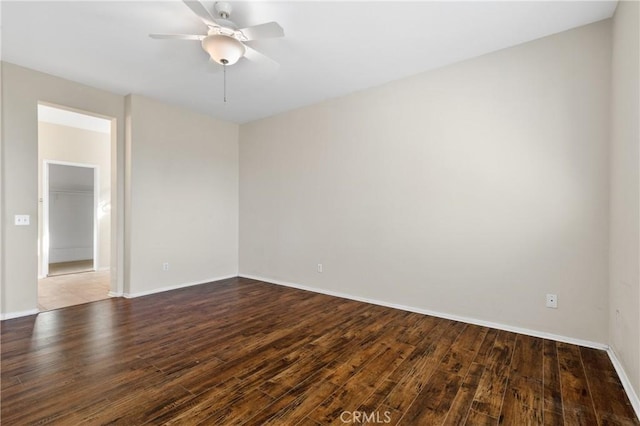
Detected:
[243,45,279,69]
[149,34,204,41]
[183,0,219,28]
[239,22,284,41]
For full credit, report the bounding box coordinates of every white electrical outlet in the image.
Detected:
[546,294,558,309]
[162,262,169,271]
[14,215,30,226]
[317,263,323,273]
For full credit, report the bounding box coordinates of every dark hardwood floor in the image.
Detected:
[1,277,638,425]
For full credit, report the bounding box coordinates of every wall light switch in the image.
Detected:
[14,215,30,226]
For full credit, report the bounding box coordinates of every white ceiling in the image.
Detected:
[2,1,618,124]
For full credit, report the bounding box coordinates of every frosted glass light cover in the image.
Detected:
[202,35,246,65]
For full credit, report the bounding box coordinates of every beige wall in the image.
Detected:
[38,122,111,275]
[240,21,612,343]
[1,65,239,315]
[1,62,125,316]
[125,95,238,296]
[0,60,4,314]
[610,0,640,400]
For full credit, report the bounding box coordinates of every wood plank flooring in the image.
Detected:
[1,277,637,425]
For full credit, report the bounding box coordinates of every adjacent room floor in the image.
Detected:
[48,260,95,276]
[2,277,637,425]
[38,269,110,311]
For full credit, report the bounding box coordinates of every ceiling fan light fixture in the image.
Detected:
[202,34,246,65]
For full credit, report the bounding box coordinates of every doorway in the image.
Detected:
[37,104,112,311]
[44,162,97,276]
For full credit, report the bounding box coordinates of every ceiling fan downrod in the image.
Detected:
[215,2,232,20]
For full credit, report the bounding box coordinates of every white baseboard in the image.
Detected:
[123,274,237,299]
[607,347,640,419]
[108,291,123,297]
[1,309,39,321]
[239,274,608,351]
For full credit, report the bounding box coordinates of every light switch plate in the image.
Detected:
[14,215,30,226]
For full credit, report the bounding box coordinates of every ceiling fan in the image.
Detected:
[150,0,284,67]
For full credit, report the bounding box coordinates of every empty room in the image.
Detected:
[1,1,639,425]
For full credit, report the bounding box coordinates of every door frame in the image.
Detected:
[42,160,99,277]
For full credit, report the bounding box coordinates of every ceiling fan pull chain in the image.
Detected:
[223,63,227,103]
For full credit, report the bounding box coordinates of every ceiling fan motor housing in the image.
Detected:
[202,34,246,65]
